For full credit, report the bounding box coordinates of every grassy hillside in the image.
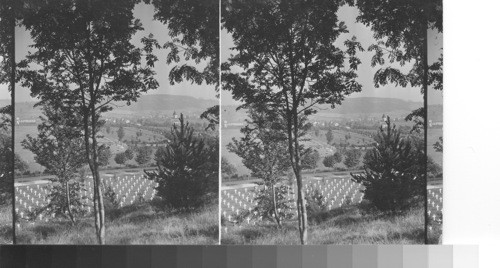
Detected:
[0,205,12,244]
[16,202,218,245]
[222,204,425,245]
[221,128,251,176]
[15,125,43,172]
[15,124,165,173]
[222,127,374,176]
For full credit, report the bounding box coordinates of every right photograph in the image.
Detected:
[221,0,441,245]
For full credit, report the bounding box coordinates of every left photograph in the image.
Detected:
[0,0,15,245]
[14,0,219,244]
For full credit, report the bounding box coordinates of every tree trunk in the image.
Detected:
[65,181,75,225]
[272,184,281,228]
[285,110,308,245]
[91,105,105,245]
[82,99,105,244]
[293,112,308,245]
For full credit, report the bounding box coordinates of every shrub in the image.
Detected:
[302,149,320,170]
[114,152,127,166]
[38,180,89,223]
[221,157,237,177]
[343,149,361,169]
[323,155,336,168]
[146,114,218,211]
[103,184,119,210]
[135,146,153,166]
[248,183,295,227]
[124,148,134,160]
[351,117,425,213]
[323,152,342,168]
[306,189,329,224]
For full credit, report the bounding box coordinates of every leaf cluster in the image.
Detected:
[222,0,363,118]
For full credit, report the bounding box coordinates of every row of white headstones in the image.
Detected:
[14,174,158,223]
[427,188,443,224]
[222,178,364,225]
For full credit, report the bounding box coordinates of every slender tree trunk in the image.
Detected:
[90,104,105,244]
[293,113,307,245]
[82,100,105,244]
[285,110,308,245]
[65,181,75,225]
[272,184,281,228]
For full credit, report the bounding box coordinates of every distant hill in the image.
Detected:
[117,94,218,113]
[222,97,423,122]
[16,94,218,118]
[314,97,422,114]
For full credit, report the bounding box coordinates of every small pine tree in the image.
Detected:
[98,145,112,167]
[351,117,425,213]
[323,152,343,168]
[323,155,336,168]
[114,152,127,166]
[326,129,333,144]
[343,149,361,169]
[306,189,329,224]
[221,156,237,178]
[332,152,342,164]
[135,146,153,166]
[117,126,125,142]
[124,148,134,160]
[314,128,320,137]
[146,114,218,211]
[302,149,320,170]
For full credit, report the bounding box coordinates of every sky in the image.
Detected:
[7,2,217,102]
[221,5,443,106]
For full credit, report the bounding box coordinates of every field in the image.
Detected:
[102,126,165,145]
